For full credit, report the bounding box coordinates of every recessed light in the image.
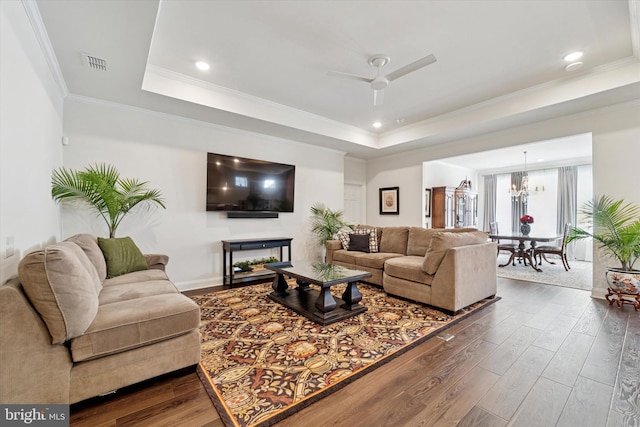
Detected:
[563,52,583,62]
[565,62,584,72]
[195,61,210,71]
[372,122,382,129]
[396,118,405,125]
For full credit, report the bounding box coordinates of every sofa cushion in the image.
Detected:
[379,227,410,255]
[98,237,149,278]
[355,252,404,269]
[102,268,169,287]
[98,279,179,305]
[422,231,489,275]
[70,293,200,362]
[385,256,434,285]
[406,227,439,256]
[18,242,100,344]
[65,234,108,283]
[332,249,366,265]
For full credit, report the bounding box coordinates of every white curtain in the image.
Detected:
[483,174,497,232]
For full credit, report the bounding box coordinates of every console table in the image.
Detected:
[221,237,292,287]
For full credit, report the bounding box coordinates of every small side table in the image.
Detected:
[605,288,640,311]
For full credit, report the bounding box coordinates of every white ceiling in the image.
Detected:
[35,0,640,162]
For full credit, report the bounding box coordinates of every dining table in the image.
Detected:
[489,232,562,272]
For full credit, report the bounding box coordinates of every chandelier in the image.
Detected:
[510,151,529,202]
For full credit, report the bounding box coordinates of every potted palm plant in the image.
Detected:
[51,163,166,238]
[567,195,640,305]
[309,203,351,247]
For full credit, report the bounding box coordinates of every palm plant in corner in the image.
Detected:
[51,163,166,238]
[567,195,640,301]
[309,202,351,248]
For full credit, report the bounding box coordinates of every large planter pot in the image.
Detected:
[604,268,640,311]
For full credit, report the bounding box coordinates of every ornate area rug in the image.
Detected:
[191,282,500,427]
[496,253,593,291]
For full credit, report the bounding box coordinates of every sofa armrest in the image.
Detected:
[430,242,497,313]
[325,240,342,264]
[145,254,169,271]
[0,279,72,403]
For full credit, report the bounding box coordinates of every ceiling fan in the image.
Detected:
[329,53,437,106]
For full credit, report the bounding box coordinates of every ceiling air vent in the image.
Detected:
[81,53,107,71]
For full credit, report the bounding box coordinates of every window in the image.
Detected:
[492,165,591,240]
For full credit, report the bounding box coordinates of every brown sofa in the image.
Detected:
[326,226,497,313]
[0,234,201,404]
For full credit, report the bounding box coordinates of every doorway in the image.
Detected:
[344,182,365,226]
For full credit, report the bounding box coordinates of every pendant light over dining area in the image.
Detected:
[510,151,529,202]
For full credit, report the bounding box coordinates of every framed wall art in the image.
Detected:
[379,186,399,215]
[425,188,432,217]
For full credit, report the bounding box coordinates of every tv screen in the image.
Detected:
[206,153,295,212]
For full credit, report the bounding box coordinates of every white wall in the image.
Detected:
[0,1,64,284]
[61,97,345,290]
[366,155,423,226]
[366,100,640,298]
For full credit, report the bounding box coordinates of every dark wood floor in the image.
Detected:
[71,278,640,427]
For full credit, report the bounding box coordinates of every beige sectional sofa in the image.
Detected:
[0,234,201,404]
[326,226,497,313]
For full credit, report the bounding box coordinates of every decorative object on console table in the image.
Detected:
[379,186,399,215]
[519,214,534,235]
[233,256,279,273]
[567,195,640,310]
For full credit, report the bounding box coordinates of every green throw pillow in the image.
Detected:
[97,237,148,278]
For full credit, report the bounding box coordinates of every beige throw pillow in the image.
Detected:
[18,242,101,344]
[422,231,489,275]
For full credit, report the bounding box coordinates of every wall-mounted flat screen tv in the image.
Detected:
[206,153,295,212]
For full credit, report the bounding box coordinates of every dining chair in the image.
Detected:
[490,221,518,265]
[533,223,571,271]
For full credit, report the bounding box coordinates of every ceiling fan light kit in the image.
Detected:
[329,53,437,106]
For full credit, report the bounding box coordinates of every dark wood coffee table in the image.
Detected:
[265,261,371,325]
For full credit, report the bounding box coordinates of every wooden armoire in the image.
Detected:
[431,186,477,228]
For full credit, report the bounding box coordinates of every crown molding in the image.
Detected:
[21,0,68,98]
[379,58,640,148]
[142,65,377,148]
[64,94,346,155]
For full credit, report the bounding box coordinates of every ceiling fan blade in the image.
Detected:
[386,53,437,81]
[373,89,384,106]
[327,70,372,83]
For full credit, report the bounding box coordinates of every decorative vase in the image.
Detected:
[520,222,531,235]
[605,269,640,295]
